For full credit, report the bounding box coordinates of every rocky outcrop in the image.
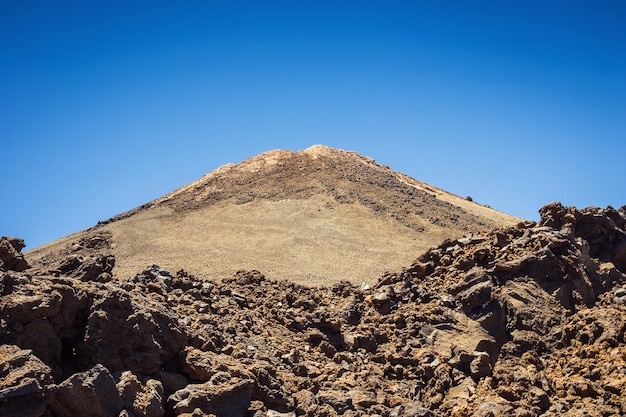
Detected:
[0,345,54,417]
[50,364,123,417]
[117,371,166,417]
[168,378,254,417]
[1,203,626,416]
[28,231,114,281]
[57,253,115,282]
[0,236,29,272]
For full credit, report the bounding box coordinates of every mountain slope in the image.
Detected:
[27,145,521,285]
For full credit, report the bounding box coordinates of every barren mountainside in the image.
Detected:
[27,145,520,285]
[11,147,625,417]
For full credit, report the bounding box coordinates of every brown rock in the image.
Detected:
[16,318,62,366]
[456,281,493,313]
[528,386,550,412]
[81,288,186,375]
[0,345,54,417]
[348,389,378,409]
[469,351,491,379]
[168,378,254,417]
[314,390,354,414]
[390,403,438,417]
[568,379,599,398]
[0,237,29,272]
[0,287,62,324]
[50,364,123,417]
[58,253,115,282]
[342,332,377,352]
[117,371,165,417]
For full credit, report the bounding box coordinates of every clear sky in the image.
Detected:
[2,1,625,250]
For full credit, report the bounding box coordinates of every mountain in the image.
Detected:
[27,145,520,285]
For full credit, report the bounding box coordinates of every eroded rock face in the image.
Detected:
[0,345,54,417]
[0,236,29,272]
[50,364,123,417]
[168,378,254,417]
[58,253,115,283]
[1,203,625,416]
[117,371,165,417]
[81,287,186,375]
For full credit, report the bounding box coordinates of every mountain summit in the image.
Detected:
[28,145,520,284]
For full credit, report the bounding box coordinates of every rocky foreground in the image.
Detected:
[2,202,626,417]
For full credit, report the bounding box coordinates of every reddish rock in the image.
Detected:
[168,378,254,417]
[2,203,626,416]
[0,237,29,272]
[50,364,123,417]
[0,345,54,417]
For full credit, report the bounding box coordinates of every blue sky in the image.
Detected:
[2,1,625,249]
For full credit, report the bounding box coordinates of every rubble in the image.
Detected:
[1,203,625,416]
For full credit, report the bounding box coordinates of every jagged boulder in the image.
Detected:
[0,345,54,417]
[80,287,187,375]
[117,371,165,417]
[49,364,123,417]
[0,272,92,380]
[167,378,254,417]
[57,253,115,282]
[540,202,626,271]
[0,236,29,272]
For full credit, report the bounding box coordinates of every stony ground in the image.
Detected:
[2,202,626,417]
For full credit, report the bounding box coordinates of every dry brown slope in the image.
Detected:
[28,145,521,285]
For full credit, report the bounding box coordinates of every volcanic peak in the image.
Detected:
[27,145,520,284]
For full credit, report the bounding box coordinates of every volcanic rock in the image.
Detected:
[167,378,254,417]
[117,371,165,417]
[0,345,54,417]
[49,364,123,417]
[0,236,29,272]
[2,202,626,416]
